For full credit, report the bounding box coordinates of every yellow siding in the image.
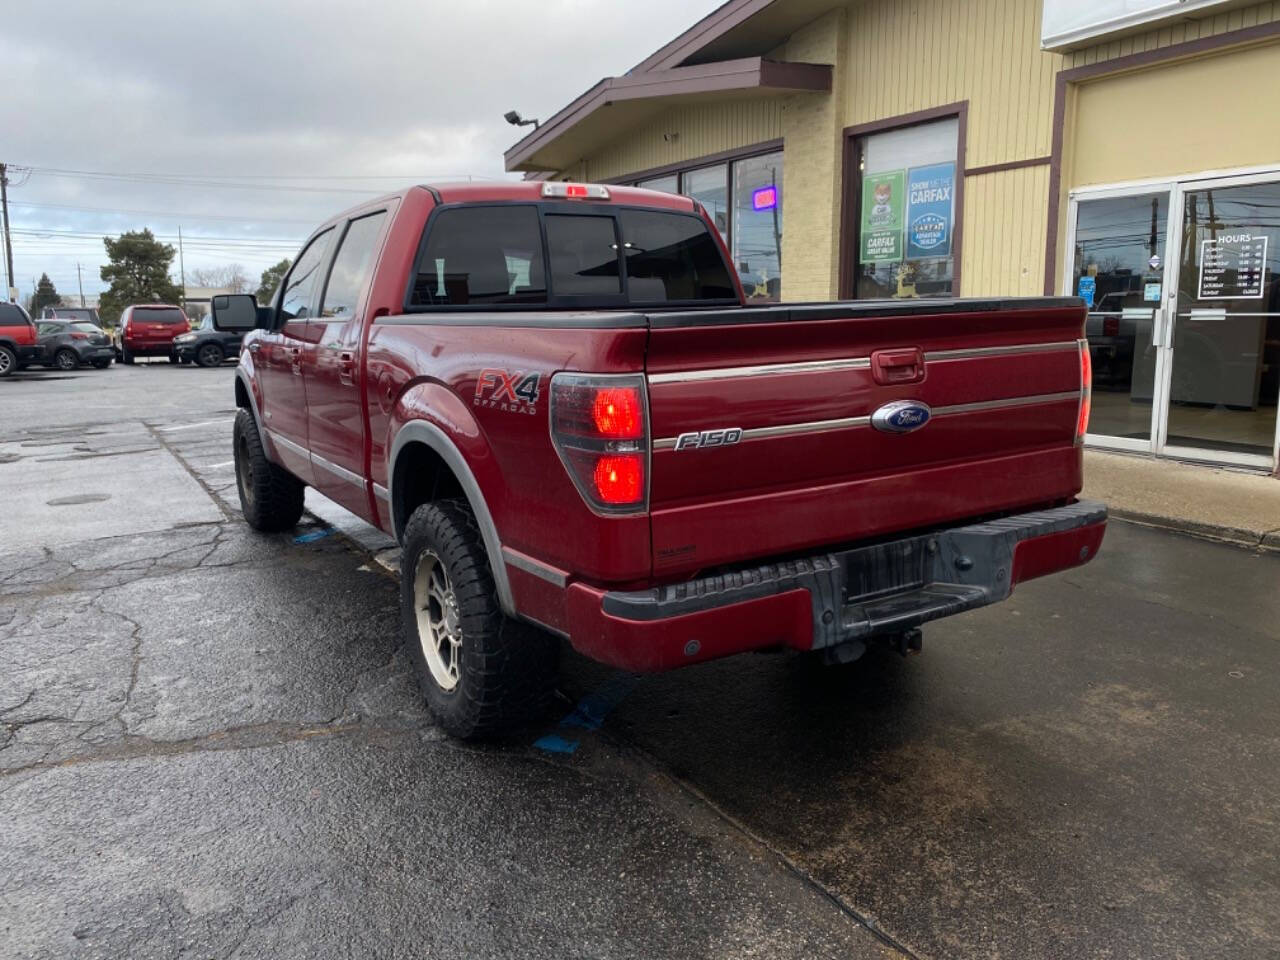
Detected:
[961,164,1051,296]
[577,99,783,183]
[1068,39,1280,187]
[843,0,1063,167]
[1067,0,1280,67]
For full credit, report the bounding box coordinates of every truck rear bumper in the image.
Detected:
[564,500,1107,672]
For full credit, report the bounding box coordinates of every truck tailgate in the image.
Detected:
[644,299,1087,577]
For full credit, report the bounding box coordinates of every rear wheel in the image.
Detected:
[232,408,304,532]
[54,349,79,371]
[400,500,557,739]
[196,343,224,368]
[122,346,135,365]
[0,345,15,378]
[167,352,179,364]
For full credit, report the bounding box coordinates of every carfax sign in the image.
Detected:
[860,169,905,262]
[905,162,954,259]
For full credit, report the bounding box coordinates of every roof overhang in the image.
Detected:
[504,57,831,173]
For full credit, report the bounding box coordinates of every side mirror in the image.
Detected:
[211,294,262,331]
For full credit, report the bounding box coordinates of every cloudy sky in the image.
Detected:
[1,0,722,303]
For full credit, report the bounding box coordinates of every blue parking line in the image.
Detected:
[294,528,335,544]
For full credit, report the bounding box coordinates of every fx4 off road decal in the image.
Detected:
[474,369,541,415]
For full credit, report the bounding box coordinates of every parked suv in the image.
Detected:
[0,302,42,377]
[173,315,243,367]
[35,319,114,369]
[42,305,102,328]
[119,304,189,363]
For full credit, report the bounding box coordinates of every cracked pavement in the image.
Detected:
[4,363,1279,959]
[1,365,900,960]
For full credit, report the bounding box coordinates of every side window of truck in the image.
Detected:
[411,206,545,306]
[279,228,335,322]
[319,212,388,319]
[617,209,735,303]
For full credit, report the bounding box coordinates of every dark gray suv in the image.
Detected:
[35,320,115,370]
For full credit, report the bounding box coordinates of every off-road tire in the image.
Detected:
[232,408,305,532]
[400,500,557,739]
[196,343,224,368]
[0,345,15,378]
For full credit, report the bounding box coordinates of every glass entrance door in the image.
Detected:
[1160,176,1280,465]
[1068,172,1280,469]
[1068,188,1174,450]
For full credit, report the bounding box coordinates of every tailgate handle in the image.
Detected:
[871,347,925,385]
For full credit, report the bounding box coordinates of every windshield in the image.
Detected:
[133,308,187,325]
[53,308,99,323]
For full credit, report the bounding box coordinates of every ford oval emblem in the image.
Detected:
[871,400,932,434]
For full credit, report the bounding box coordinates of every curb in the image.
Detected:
[1108,508,1280,552]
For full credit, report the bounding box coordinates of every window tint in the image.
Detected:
[38,322,62,335]
[281,229,335,320]
[133,307,187,324]
[618,210,734,303]
[321,212,387,318]
[412,206,544,306]
[545,214,621,297]
[0,303,31,326]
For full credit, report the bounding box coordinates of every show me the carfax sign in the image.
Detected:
[1041,0,1243,50]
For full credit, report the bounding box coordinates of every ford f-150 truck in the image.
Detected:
[212,180,1106,739]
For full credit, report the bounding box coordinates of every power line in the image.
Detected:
[8,199,320,224]
[23,165,495,182]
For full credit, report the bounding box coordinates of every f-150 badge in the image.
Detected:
[871,400,931,434]
[675,427,742,451]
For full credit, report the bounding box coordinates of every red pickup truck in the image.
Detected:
[212,181,1105,738]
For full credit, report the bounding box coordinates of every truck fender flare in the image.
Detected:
[388,418,515,616]
[234,367,277,462]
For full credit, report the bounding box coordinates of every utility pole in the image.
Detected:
[177,224,186,305]
[77,262,85,307]
[0,163,14,301]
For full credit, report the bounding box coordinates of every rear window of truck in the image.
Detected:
[133,308,187,324]
[408,203,735,308]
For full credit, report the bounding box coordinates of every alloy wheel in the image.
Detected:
[413,550,462,691]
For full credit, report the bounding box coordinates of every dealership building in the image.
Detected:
[505,0,1280,474]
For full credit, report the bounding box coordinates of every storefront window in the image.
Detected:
[627,149,784,302]
[682,164,729,247]
[854,118,958,299]
[732,151,783,303]
[637,173,678,194]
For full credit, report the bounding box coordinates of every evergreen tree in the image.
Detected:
[31,273,62,315]
[98,230,182,326]
[256,258,292,302]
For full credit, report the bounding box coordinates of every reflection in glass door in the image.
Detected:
[1164,178,1280,461]
[1070,191,1172,447]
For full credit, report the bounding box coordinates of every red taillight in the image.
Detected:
[593,454,643,504]
[592,387,642,438]
[70,332,89,340]
[1077,340,1093,443]
[550,373,649,515]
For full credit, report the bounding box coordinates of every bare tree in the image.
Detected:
[188,263,250,294]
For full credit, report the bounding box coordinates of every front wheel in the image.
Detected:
[0,345,15,378]
[401,500,557,739]
[232,408,305,532]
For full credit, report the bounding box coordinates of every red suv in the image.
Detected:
[119,304,190,364]
[0,302,42,377]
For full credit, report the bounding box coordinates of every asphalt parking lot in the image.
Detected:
[3,361,1278,959]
